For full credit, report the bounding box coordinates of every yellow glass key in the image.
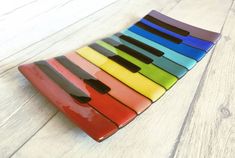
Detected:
[96,39,178,89]
[76,46,166,101]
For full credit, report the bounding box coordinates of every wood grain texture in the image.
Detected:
[173,2,235,158]
[0,0,234,157]
[0,0,117,60]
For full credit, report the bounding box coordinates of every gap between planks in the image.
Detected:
[5,0,183,157]
[1,0,229,157]
[169,1,235,157]
[0,0,119,64]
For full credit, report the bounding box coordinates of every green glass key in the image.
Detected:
[96,40,178,89]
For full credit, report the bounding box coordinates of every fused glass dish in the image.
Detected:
[19,10,221,142]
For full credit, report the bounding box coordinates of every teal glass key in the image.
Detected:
[111,33,188,78]
[95,40,178,89]
[121,30,196,70]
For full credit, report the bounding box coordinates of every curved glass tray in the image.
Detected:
[19,10,220,142]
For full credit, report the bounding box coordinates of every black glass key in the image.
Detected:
[55,56,111,94]
[102,38,153,64]
[89,43,141,73]
[35,60,91,103]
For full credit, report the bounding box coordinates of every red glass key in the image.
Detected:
[47,59,136,127]
[66,52,152,114]
[18,63,118,142]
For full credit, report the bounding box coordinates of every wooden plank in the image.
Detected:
[0,0,117,60]
[0,0,36,16]
[0,0,178,74]
[0,0,117,129]
[0,0,179,157]
[0,0,230,158]
[173,2,235,158]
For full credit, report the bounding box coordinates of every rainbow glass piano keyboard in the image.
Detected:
[19,10,221,142]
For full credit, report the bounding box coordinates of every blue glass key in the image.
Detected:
[129,24,206,61]
[121,29,196,70]
[140,19,214,52]
[111,35,188,78]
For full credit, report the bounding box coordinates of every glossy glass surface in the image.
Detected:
[143,14,190,36]
[55,56,111,94]
[76,46,166,101]
[102,37,153,64]
[66,53,152,114]
[111,34,188,78]
[18,64,118,142]
[89,43,141,73]
[18,10,221,142]
[128,25,206,61]
[148,10,221,43]
[96,40,177,89]
[120,30,197,69]
[140,17,213,51]
[48,59,136,128]
[136,22,183,44]
[35,60,91,103]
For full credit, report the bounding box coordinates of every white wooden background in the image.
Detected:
[0,0,234,157]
